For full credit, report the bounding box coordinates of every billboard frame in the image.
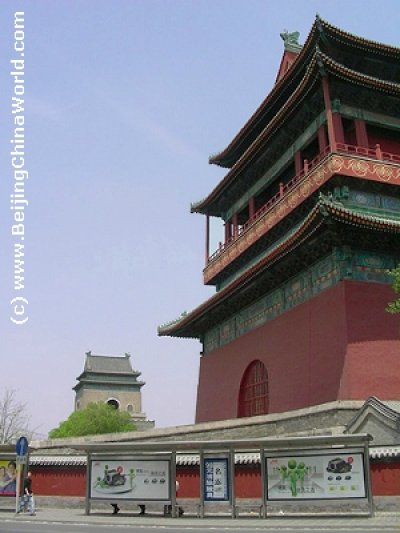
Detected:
[86,452,174,515]
[73,433,373,518]
[265,447,368,502]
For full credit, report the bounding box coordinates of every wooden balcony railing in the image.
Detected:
[207,143,400,264]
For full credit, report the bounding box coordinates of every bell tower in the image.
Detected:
[73,351,151,426]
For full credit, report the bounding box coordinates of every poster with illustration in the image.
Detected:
[90,458,170,500]
[266,451,366,500]
[203,457,230,501]
[0,459,17,496]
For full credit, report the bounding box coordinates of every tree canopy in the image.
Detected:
[386,266,400,314]
[48,402,136,438]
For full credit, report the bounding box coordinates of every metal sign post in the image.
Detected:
[15,436,29,514]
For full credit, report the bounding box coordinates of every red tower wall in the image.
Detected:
[339,282,400,399]
[196,281,400,423]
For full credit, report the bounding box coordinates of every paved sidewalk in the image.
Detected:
[1,507,399,530]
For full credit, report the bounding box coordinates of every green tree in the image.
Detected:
[48,402,136,438]
[386,266,400,314]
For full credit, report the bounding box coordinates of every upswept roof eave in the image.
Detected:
[208,16,400,169]
[193,53,400,216]
[192,54,323,215]
[76,374,145,383]
[320,50,400,93]
[162,199,400,338]
[78,369,142,378]
[161,204,323,336]
[319,17,400,57]
[83,354,142,377]
[208,17,320,168]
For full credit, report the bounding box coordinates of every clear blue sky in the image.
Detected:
[1,0,399,438]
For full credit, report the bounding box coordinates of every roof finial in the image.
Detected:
[280,30,302,53]
[316,13,323,33]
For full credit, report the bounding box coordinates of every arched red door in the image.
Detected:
[238,360,269,417]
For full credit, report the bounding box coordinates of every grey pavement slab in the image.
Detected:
[0,507,398,530]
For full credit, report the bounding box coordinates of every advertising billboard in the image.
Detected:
[203,457,230,501]
[266,451,366,501]
[90,458,170,501]
[0,459,17,496]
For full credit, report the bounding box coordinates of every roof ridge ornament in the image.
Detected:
[315,12,323,33]
[85,350,92,370]
[158,311,188,333]
[280,29,302,53]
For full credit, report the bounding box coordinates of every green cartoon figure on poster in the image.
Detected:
[286,459,299,497]
[278,459,310,497]
[278,464,287,489]
[296,462,307,492]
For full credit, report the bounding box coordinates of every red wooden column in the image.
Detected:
[317,124,328,153]
[224,220,231,242]
[294,151,302,175]
[232,213,239,238]
[332,112,344,145]
[321,76,345,150]
[249,197,256,220]
[205,214,210,265]
[354,118,368,148]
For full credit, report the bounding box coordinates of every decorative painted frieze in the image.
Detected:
[204,153,400,285]
[203,248,397,353]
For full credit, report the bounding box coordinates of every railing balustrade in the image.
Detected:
[207,143,400,264]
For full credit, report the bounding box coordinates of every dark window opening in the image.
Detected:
[301,136,320,163]
[107,399,119,410]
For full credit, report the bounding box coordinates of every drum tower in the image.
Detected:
[159,17,400,423]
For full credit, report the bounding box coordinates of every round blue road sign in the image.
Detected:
[16,436,29,456]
